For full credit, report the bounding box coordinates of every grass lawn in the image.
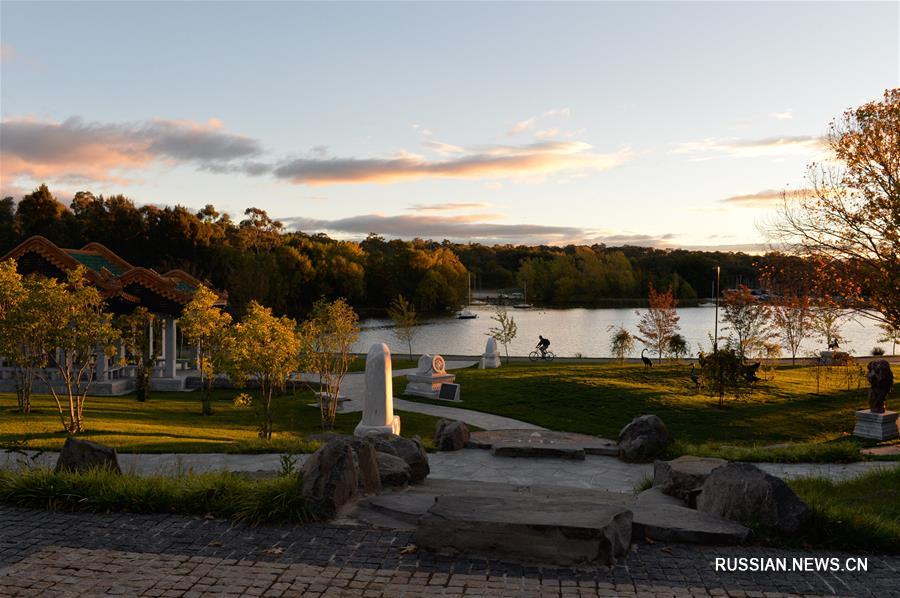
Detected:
[789,468,900,552]
[0,388,442,454]
[397,362,888,461]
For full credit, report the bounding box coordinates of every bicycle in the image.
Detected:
[528,349,556,362]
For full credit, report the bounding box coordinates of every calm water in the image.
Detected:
[355,305,885,358]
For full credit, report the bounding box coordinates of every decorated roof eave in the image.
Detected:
[2,236,226,308]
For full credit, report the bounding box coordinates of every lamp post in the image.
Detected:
[713,266,721,351]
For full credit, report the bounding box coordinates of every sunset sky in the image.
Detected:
[2,1,897,250]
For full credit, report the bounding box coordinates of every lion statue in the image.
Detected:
[867,360,894,413]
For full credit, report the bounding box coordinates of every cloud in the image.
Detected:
[507,117,536,136]
[283,213,588,244]
[770,110,793,120]
[672,135,825,159]
[273,142,634,186]
[0,116,263,185]
[721,188,814,207]
[408,202,492,212]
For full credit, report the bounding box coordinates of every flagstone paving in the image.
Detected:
[0,505,897,597]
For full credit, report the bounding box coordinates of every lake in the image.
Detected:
[355,305,886,358]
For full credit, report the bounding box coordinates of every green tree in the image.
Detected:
[387,294,418,359]
[667,333,690,361]
[225,302,301,439]
[721,285,768,360]
[179,286,232,415]
[32,267,119,433]
[301,298,359,430]
[0,260,36,412]
[878,322,899,356]
[636,283,680,364]
[487,307,518,365]
[607,325,635,364]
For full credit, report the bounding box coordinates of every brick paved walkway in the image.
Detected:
[0,506,896,597]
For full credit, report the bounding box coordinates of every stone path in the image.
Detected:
[1,505,897,597]
[4,447,898,489]
[301,360,546,431]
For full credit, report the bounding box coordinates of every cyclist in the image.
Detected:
[536,335,551,358]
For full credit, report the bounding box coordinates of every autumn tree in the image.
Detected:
[770,88,900,332]
[487,307,518,365]
[721,285,769,360]
[387,294,418,360]
[301,298,359,430]
[769,295,813,365]
[180,286,232,415]
[637,283,680,364]
[225,302,301,439]
[115,307,158,403]
[811,296,849,351]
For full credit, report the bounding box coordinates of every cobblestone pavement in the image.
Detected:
[0,506,897,597]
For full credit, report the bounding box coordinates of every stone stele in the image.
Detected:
[482,337,501,369]
[404,354,456,400]
[355,343,401,437]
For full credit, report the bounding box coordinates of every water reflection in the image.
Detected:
[355,306,884,358]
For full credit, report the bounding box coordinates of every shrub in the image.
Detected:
[0,468,320,524]
[872,346,886,356]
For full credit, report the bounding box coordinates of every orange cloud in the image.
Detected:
[274,142,634,186]
[721,188,815,207]
[1,116,262,186]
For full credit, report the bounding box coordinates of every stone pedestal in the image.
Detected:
[405,354,456,400]
[355,343,401,437]
[853,410,899,441]
[482,338,501,369]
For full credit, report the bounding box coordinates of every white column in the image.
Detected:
[164,317,177,378]
[95,347,108,381]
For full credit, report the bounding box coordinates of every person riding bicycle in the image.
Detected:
[536,335,551,358]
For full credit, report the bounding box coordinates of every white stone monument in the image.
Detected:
[354,343,401,436]
[405,354,456,400]
[482,337,501,369]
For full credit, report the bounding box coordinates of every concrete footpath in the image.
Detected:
[3,448,898,491]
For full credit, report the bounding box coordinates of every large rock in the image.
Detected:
[376,452,411,487]
[653,456,726,506]
[416,494,632,566]
[632,500,750,545]
[696,463,810,534]
[55,437,121,474]
[300,438,360,518]
[338,436,382,495]
[373,435,430,482]
[617,415,671,462]
[433,419,470,451]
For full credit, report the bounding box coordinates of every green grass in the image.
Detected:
[0,388,442,453]
[0,467,321,524]
[398,362,888,461]
[787,468,900,552]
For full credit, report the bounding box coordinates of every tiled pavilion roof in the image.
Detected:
[1,236,226,315]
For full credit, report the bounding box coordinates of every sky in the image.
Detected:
[1,1,898,251]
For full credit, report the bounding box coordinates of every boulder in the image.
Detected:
[376,452,412,487]
[653,456,726,506]
[617,415,671,462]
[300,438,360,518]
[433,419,470,451]
[416,494,632,566]
[339,436,382,495]
[373,435,430,482]
[55,437,121,474]
[696,463,810,534]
